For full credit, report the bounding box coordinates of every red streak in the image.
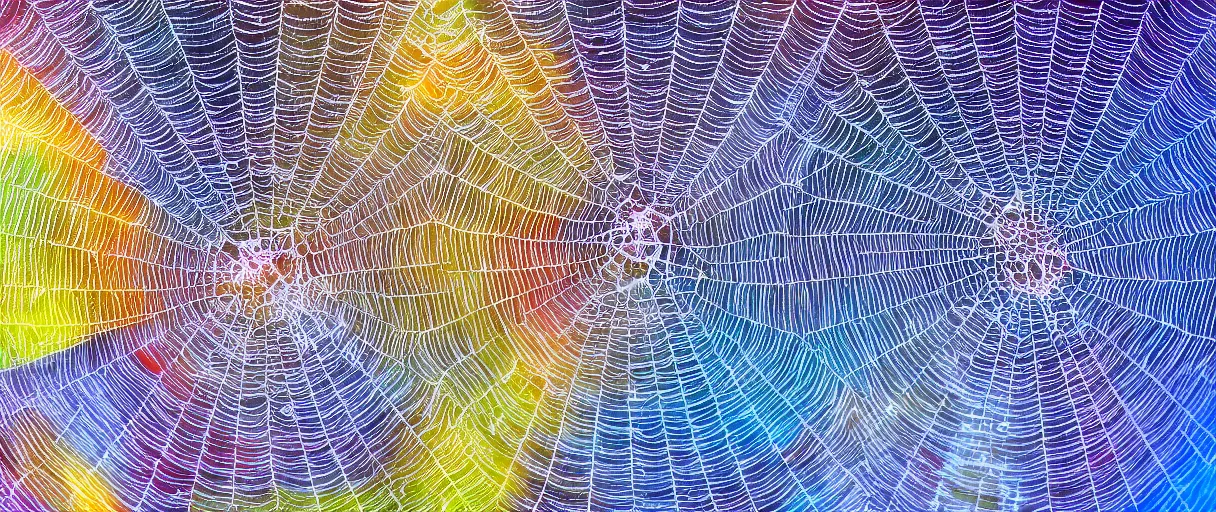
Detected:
[134,346,163,375]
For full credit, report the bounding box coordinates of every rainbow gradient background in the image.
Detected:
[1,0,1215,510]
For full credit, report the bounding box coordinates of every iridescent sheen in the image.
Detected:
[1,1,1214,511]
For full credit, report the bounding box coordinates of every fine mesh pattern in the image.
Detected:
[1,0,1215,510]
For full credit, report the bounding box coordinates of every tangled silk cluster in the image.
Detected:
[1,0,1215,511]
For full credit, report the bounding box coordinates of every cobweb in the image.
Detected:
[0,0,1214,510]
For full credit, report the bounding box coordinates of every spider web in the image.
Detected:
[1,0,1215,511]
